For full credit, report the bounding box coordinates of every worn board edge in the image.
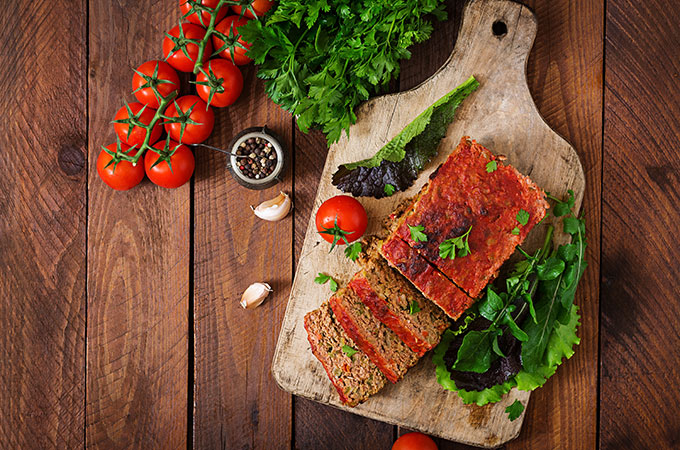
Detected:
[273,0,586,447]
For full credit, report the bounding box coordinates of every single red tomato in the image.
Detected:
[180,0,227,27]
[315,195,367,250]
[195,59,243,107]
[231,0,274,19]
[113,102,162,147]
[132,60,180,109]
[145,139,195,188]
[392,432,438,450]
[163,23,213,72]
[213,15,252,65]
[164,95,215,144]
[97,143,145,191]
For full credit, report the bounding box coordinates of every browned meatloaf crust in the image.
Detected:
[355,237,450,356]
[330,282,419,383]
[383,136,549,306]
[304,302,387,406]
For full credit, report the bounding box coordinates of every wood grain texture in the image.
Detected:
[0,0,87,447]
[275,0,585,446]
[192,65,293,449]
[601,0,680,448]
[86,1,189,447]
[292,128,395,449]
[504,1,603,449]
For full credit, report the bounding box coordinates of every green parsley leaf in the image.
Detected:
[315,273,338,292]
[408,224,428,243]
[344,242,362,261]
[505,400,525,421]
[408,300,421,314]
[383,184,396,196]
[341,345,358,357]
[516,209,530,226]
[439,226,472,260]
[563,217,580,235]
[511,227,520,235]
[485,160,497,173]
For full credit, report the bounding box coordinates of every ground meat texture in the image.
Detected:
[304,302,387,406]
[380,235,475,320]
[329,284,419,383]
[356,237,450,356]
[385,137,549,298]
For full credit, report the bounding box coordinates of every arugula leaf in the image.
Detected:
[486,160,498,173]
[537,256,566,280]
[478,288,504,321]
[505,400,525,421]
[344,242,362,261]
[408,300,421,314]
[408,225,428,243]
[342,344,358,357]
[383,183,395,196]
[453,330,494,373]
[332,77,479,198]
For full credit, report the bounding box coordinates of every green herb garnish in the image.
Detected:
[384,184,396,196]
[344,242,363,261]
[315,273,338,292]
[408,300,421,315]
[516,209,530,226]
[486,160,497,173]
[505,400,524,421]
[439,226,472,260]
[408,225,428,243]
[342,345,358,357]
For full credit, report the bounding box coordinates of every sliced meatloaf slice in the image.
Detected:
[304,302,387,407]
[330,282,419,383]
[379,235,475,320]
[355,237,450,356]
[385,136,549,299]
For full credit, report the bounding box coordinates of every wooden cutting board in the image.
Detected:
[272,0,585,447]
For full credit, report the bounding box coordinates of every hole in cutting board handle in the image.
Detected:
[492,20,508,37]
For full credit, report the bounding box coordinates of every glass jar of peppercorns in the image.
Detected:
[226,126,285,190]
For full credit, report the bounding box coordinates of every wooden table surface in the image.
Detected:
[1,0,678,448]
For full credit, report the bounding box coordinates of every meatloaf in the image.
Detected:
[304,302,387,406]
[355,236,450,356]
[329,281,419,383]
[382,137,549,302]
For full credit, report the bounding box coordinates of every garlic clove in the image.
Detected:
[251,191,292,222]
[240,282,273,309]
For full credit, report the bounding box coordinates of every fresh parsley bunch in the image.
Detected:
[239,0,448,144]
[433,190,587,415]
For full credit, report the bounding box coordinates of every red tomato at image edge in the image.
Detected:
[231,0,274,19]
[315,195,368,246]
[213,15,252,65]
[97,143,145,191]
[392,432,438,450]
[163,23,212,72]
[164,95,215,144]
[180,0,227,27]
[196,59,243,107]
[145,140,195,189]
[113,102,162,147]
[132,60,180,109]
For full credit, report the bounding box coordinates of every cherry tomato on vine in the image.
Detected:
[180,0,227,27]
[164,95,215,144]
[163,23,213,73]
[132,60,180,109]
[392,432,438,450]
[231,0,274,19]
[315,195,367,250]
[97,143,145,191]
[213,15,252,65]
[195,59,243,107]
[145,139,195,188]
[112,102,162,147]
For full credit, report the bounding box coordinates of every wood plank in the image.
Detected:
[601,0,680,448]
[292,128,395,449]
[274,0,585,446]
[503,0,603,449]
[0,0,87,447]
[192,65,293,449]
[86,1,189,447]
